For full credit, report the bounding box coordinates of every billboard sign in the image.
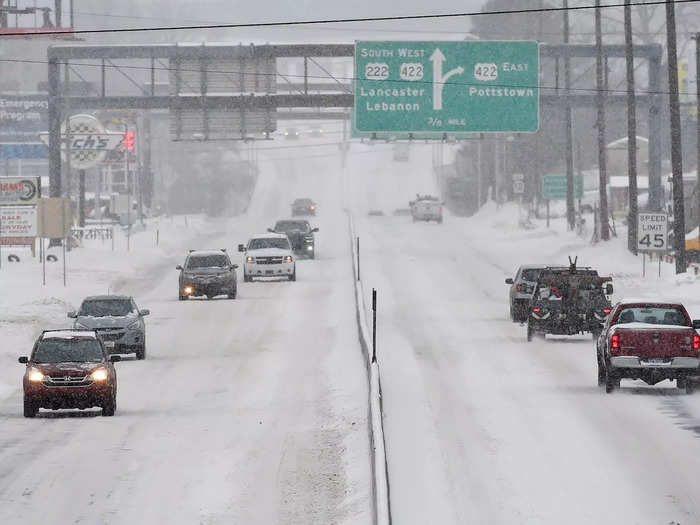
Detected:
[0,205,36,245]
[0,177,40,205]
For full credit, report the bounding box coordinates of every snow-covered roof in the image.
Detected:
[249,232,289,240]
[606,136,649,149]
[188,250,229,257]
[608,176,649,189]
[83,295,130,301]
[41,330,97,340]
[614,298,687,306]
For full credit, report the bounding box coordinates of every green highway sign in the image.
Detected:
[353,41,539,136]
[542,174,584,201]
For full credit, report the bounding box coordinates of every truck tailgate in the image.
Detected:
[613,324,697,358]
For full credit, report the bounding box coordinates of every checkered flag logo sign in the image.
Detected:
[61,114,108,170]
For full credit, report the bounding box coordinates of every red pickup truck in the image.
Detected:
[596,301,700,393]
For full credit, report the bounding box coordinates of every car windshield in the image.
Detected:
[187,254,230,268]
[616,306,689,326]
[33,338,104,363]
[275,221,308,232]
[80,299,133,317]
[249,238,290,250]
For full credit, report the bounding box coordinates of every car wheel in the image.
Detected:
[604,360,619,393]
[135,344,146,360]
[102,392,116,416]
[289,268,296,282]
[685,380,695,395]
[178,292,188,301]
[597,356,605,387]
[228,288,237,299]
[527,322,534,342]
[244,273,252,283]
[23,396,38,418]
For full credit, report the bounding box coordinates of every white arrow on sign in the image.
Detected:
[38,132,125,151]
[430,48,465,111]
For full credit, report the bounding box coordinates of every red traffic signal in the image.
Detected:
[123,131,135,151]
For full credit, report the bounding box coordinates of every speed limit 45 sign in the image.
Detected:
[637,212,668,252]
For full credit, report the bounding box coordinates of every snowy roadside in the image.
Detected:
[0,215,227,399]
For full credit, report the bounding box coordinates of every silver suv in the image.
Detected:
[505,265,553,323]
[68,295,150,360]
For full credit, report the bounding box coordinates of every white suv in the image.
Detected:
[239,233,296,282]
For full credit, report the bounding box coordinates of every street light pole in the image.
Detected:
[122,123,130,251]
[694,33,700,248]
[625,0,639,255]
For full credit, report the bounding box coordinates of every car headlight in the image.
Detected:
[91,368,108,381]
[246,256,255,263]
[306,246,313,250]
[127,320,141,330]
[284,255,293,263]
[183,286,193,295]
[28,368,44,382]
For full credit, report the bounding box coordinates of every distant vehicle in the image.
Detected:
[291,198,317,216]
[284,128,300,139]
[596,301,700,393]
[393,143,409,161]
[269,219,318,259]
[410,194,443,223]
[68,295,150,360]
[19,330,120,417]
[239,233,296,282]
[527,259,613,341]
[176,249,238,301]
[308,126,324,137]
[505,264,553,322]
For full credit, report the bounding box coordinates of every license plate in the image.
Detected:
[265,270,273,274]
[643,358,671,366]
[104,341,115,349]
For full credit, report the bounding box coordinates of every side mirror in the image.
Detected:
[176,265,183,271]
[18,356,28,364]
[238,244,246,253]
[232,264,239,270]
[110,355,121,363]
[605,283,614,295]
[505,278,514,285]
[267,228,274,233]
[139,309,150,316]
[692,320,700,330]
[312,228,319,233]
[67,311,77,318]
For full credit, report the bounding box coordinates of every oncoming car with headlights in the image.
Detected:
[19,330,120,417]
[176,249,238,300]
[239,233,296,282]
[68,295,150,360]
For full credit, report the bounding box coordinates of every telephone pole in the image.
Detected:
[666,0,686,273]
[595,0,610,241]
[625,0,638,254]
[694,33,700,248]
[563,0,576,231]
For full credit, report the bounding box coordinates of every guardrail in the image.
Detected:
[347,212,391,525]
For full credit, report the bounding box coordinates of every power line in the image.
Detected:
[0,56,694,98]
[2,0,699,37]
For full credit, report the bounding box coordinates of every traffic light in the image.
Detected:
[123,131,135,151]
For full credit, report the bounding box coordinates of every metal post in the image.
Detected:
[477,135,482,210]
[666,0,686,273]
[62,236,66,286]
[123,123,131,251]
[371,288,377,364]
[643,253,646,277]
[563,0,575,231]
[595,1,610,241]
[78,168,85,227]
[625,0,639,255]
[648,53,663,210]
[357,237,360,281]
[694,33,700,249]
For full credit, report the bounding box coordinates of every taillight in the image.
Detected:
[611,334,620,350]
[693,334,699,350]
[603,308,611,315]
[533,307,541,313]
[515,284,522,292]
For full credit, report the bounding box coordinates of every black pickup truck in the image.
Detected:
[269,219,319,259]
[527,259,613,341]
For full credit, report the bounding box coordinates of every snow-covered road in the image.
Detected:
[0,134,370,524]
[349,142,700,525]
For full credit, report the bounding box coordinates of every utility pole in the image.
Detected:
[595,0,610,241]
[693,33,700,249]
[666,0,686,273]
[625,0,639,254]
[563,0,576,231]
